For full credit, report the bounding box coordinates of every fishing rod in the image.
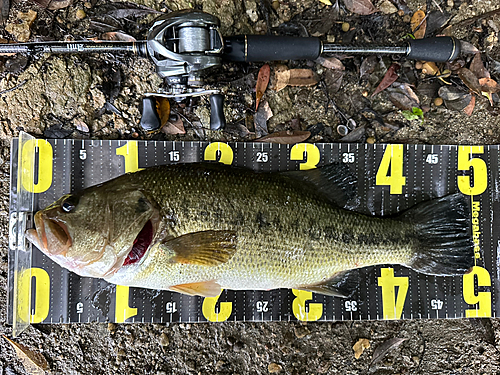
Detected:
[0,9,460,131]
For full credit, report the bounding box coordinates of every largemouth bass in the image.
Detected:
[26,163,474,297]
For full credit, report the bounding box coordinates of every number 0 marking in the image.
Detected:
[292,289,323,321]
[115,285,138,323]
[20,139,53,193]
[376,145,406,194]
[463,266,491,318]
[204,142,234,165]
[202,291,232,322]
[17,268,50,323]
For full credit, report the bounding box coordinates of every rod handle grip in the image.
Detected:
[210,94,226,130]
[139,97,161,131]
[223,35,322,62]
[407,37,460,62]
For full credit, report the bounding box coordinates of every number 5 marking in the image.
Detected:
[463,266,491,317]
[457,146,487,196]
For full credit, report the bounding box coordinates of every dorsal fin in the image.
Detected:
[282,163,357,208]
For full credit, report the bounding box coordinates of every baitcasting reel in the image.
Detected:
[0,9,461,132]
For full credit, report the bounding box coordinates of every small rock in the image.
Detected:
[159,333,169,347]
[294,325,311,339]
[366,136,376,144]
[76,9,86,20]
[107,323,117,332]
[84,1,92,8]
[73,118,89,133]
[327,34,336,43]
[434,97,443,106]
[379,0,398,14]
[268,363,282,373]
[5,10,37,42]
[342,22,350,32]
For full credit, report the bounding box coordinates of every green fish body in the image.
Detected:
[27,163,474,297]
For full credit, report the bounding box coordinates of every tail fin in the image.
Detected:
[399,193,474,276]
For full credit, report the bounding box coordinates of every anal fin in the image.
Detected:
[299,269,359,298]
[170,280,222,297]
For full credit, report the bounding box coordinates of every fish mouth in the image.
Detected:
[31,211,71,255]
[122,220,153,266]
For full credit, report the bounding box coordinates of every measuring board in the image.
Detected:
[8,133,499,336]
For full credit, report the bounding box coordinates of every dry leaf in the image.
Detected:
[29,0,72,10]
[256,64,271,111]
[274,65,290,92]
[458,67,482,94]
[254,101,272,137]
[371,338,407,365]
[479,78,499,105]
[101,31,136,42]
[360,56,378,78]
[411,10,427,39]
[372,63,400,96]
[161,116,185,135]
[479,78,499,93]
[155,97,170,127]
[463,94,476,116]
[255,130,311,144]
[316,56,344,70]
[343,0,377,15]
[4,336,49,374]
[288,69,318,86]
[459,41,480,55]
[353,338,370,359]
[470,53,489,79]
[274,67,318,91]
[318,0,333,4]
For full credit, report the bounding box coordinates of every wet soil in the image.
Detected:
[0,0,499,374]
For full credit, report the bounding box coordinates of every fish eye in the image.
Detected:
[61,195,79,213]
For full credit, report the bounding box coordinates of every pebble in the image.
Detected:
[379,0,398,14]
[108,323,117,332]
[341,22,350,32]
[159,333,170,347]
[366,136,376,144]
[434,97,444,106]
[84,1,92,8]
[76,9,86,20]
[294,325,311,339]
[268,363,282,373]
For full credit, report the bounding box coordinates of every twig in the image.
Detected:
[452,8,500,27]
[0,79,27,96]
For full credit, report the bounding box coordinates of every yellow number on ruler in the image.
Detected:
[290,143,320,170]
[376,145,406,194]
[17,268,50,323]
[457,146,487,196]
[377,268,408,319]
[463,266,491,318]
[204,142,234,165]
[116,141,143,173]
[202,291,232,322]
[115,285,138,323]
[21,139,53,193]
[292,289,323,321]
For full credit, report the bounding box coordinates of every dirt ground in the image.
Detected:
[0,0,500,374]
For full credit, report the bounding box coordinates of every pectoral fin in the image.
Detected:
[164,230,237,266]
[300,269,360,298]
[170,280,222,297]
